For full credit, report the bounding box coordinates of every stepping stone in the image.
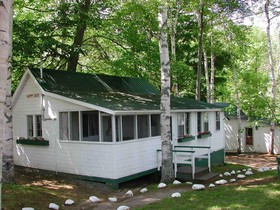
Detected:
[65,199,74,205]
[49,203,59,210]
[89,196,100,203]
[158,183,167,188]
[140,188,148,193]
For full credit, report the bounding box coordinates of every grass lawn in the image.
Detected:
[137,165,280,210]
[2,164,280,209]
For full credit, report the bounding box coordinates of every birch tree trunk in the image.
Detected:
[264,0,276,155]
[234,67,242,154]
[203,46,210,102]
[195,0,204,100]
[209,36,215,104]
[0,0,14,206]
[158,2,174,183]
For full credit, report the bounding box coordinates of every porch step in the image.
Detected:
[176,165,219,182]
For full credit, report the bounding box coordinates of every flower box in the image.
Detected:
[177,135,195,143]
[16,138,49,146]
[197,132,212,139]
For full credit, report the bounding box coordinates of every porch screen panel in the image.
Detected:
[59,112,69,140]
[102,116,112,142]
[122,115,135,140]
[70,112,79,141]
[27,115,33,137]
[151,114,160,136]
[137,115,149,139]
[82,111,99,141]
[177,113,184,136]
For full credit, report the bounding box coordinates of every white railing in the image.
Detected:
[157,145,211,179]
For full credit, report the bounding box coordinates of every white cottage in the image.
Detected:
[222,104,280,154]
[13,68,225,187]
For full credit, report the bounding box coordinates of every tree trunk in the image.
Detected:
[0,0,14,206]
[203,46,210,102]
[158,2,174,183]
[234,67,242,154]
[195,0,204,100]
[209,36,215,103]
[67,0,91,72]
[264,0,276,155]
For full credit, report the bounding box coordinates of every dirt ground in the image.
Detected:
[10,153,279,210]
[225,153,278,169]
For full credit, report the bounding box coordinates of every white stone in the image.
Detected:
[192,184,205,190]
[245,171,253,176]
[158,183,167,188]
[125,190,133,197]
[186,181,193,185]
[231,170,236,175]
[64,199,74,205]
[242,169,247,172]
[236,170,241,173]
[258,168,264,172]
[237,174,246,179]
[209,183,215,188]
[22,208,35,210]
[219,174,223,177]
[171,192,181,198]
[230,179,237,183]
[140,188,148,193]
[117,205,130,210]
[108,197,118,202]
[271,167,277,171]
[89,196,100,203]
[263,166,270,171]
[49,203,59,210]
[173,180,181,185]
[215,179,227,185]
[247,168,252,171]
[224,172,231,176]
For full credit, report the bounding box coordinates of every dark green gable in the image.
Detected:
[30,68,220,111]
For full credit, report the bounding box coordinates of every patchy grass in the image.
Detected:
[137,167,280,210]
[3,164,279,210]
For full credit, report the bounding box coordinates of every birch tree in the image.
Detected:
[0,0,14,206]
[158,1,174,182]
[264,0,276,154]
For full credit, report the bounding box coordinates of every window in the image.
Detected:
[151,114,160,136]
[27,115,33,137]
[197,112,201,133]
[35,115,42,137]
[177,113,184,137]
[216,111,221,131]
[27,115,42,138]
[185,113,190,134]
[203,113,209,132]
[59,111,80,141]
[137,115,150,139]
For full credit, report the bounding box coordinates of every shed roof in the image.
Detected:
[29,68,220,112]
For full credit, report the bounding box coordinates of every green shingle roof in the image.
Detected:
[30,68,220,111]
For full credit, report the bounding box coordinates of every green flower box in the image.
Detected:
[16,139,49,146]
[197,133,212,139]
[178,136,195,143]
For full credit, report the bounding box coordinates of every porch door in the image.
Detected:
[245,128,253,146]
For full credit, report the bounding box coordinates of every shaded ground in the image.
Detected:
[226,153,277,169]
[4,153,279,210]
